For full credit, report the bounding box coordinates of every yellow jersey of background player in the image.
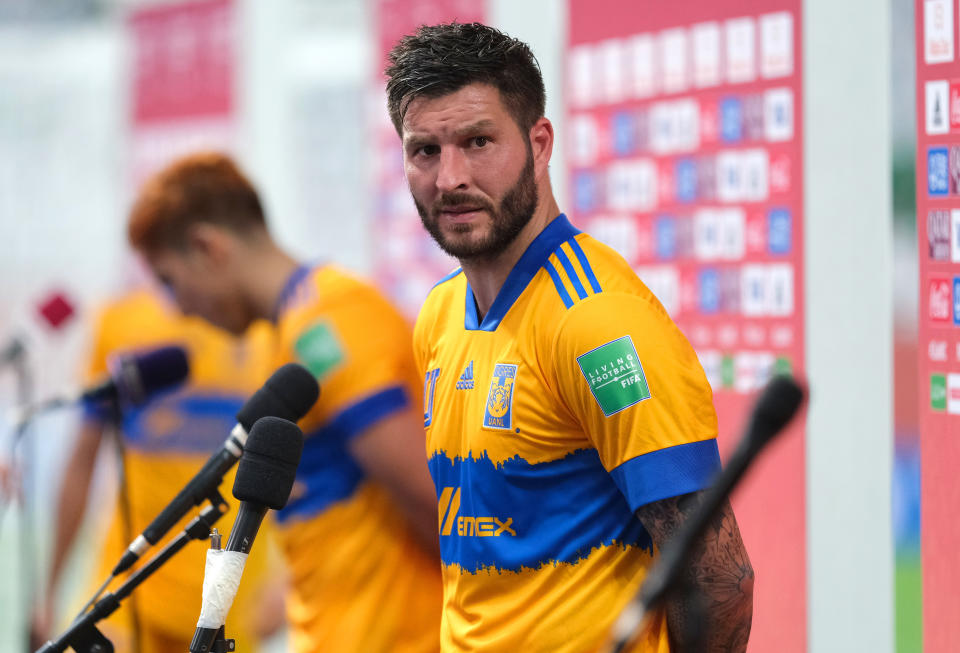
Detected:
[270,263,441,653]
[38,288,276,653]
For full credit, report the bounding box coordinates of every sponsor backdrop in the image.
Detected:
[915,0,960,649]
[128,0,237,188]
[370,0,487,316]
[566,1,806,650]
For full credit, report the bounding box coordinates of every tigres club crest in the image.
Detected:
[483,363,517,430]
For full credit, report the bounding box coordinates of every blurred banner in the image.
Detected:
[915,0,960,649]
[369,0,486,316]
[128,0,236,187]
[565,1,805,651]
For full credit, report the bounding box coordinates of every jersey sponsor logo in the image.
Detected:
[437,487,516,537]
[294,320,344,379]
[423,368,440,427]
[577,336,651,416]
[483,363,517,430]
[456,360,474,390]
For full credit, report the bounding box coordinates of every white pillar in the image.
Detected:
[804,0,894,650]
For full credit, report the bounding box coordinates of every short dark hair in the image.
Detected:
[128,152,266,253]
[385,22,546,135]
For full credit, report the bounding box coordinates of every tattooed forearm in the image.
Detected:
[635,493,754,653]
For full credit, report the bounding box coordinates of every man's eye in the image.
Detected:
[418,144,440,156]
[473,136,488,147]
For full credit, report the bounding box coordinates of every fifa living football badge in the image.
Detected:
[577,336,651,416]
[483,363,517,430]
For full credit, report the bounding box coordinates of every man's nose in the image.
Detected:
[436,147,470,193]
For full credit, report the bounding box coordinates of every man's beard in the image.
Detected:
[414,150,538,262]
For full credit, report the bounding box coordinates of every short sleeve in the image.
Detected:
[284,285,415,439]
[552,291,721,511]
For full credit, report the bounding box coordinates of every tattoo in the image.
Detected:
[635,493,754,653]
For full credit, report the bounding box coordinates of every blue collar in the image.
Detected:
[272,262,315,322]
[465,214,579,331]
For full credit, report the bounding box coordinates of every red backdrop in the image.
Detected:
[914,0,960,649]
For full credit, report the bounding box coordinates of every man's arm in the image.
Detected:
[29,421,104,647]
[635,492,754,653]
[347,406,439,555]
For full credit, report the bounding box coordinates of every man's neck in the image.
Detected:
[461,194,561,320]
[241,242,301,322]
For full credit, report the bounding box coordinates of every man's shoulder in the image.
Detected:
[420,266,464,314]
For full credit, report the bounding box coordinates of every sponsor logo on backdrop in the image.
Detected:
[760,12,793,78]
[929,340,948,361]
[925,0,954,64]
[929,147,949,196]
[930,210,951,260]
[692,21,721,87]
[931,278,952,322]
[954,278,960,326]
[931,373,947,411]
[951,210,960,261]
[948,373,960,414]
[725,17,756,83]
[768,208,792,255]
[927,80,950,134]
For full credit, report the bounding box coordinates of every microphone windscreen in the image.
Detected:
[233,416,304,510]
[133,345,190,397]
[750,375,805,447]
[236,363,320,432]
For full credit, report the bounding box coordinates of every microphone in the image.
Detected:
[16,345,188,416]
[111,363,319,576]
[611,375,805,652]
[190,416,303,653]
[86,345,189,407]
[10,345,190,435]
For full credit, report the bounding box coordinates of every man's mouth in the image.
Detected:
[438,206,485,222]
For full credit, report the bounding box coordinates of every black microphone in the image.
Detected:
[12,346,190,428]
[84,345,189,407]
[609,375,805,652]
[190,416,303,653]
[111,363,318,576]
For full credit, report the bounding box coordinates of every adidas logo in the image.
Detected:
[456,360,474,390]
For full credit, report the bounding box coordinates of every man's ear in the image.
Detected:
[186,223,232,268]
[529,116,554,180]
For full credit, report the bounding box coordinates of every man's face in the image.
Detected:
[146,244,251,335]
[401,83,539,261]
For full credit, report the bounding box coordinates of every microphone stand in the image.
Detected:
[35,492,229,653]
[609,375,805,652]
[11,348,36,653]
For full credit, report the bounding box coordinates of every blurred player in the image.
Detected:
[32,286,279,653]
[386,22,754,652]
[126,153,441,652]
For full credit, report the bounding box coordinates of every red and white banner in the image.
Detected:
[914,1,960,649]
[369,0,486,316]
[128,0,237,187]
[566,2,805,650]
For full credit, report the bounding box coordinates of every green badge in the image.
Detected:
[577,335,650,416]
[721,355,735,388]
[294,321,344,379]
[931,374,947,411]
[774,356,793,376]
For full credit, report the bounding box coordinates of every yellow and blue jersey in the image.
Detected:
[271,263,441,653]
[82,289,275,647]
[414,214,722,652]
